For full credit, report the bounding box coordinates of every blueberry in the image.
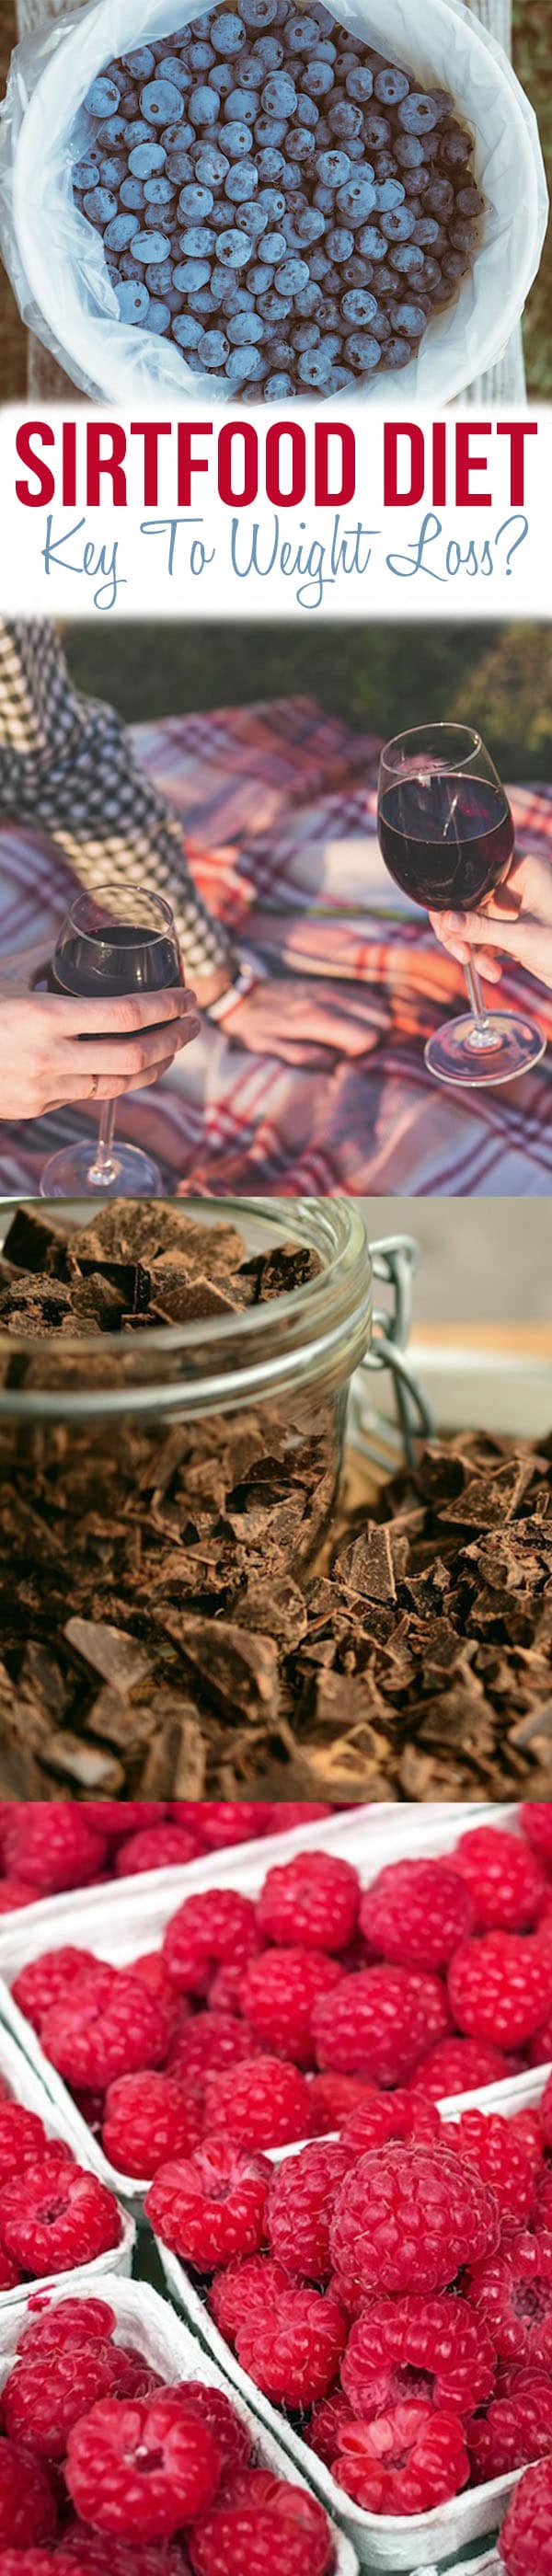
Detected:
[396,135,426,168]
[388,299,428,337]
[301,59,334,98]
[209,64,235,94]
[141,79,185,126]
[414,214,443,246]
[225,161,259,200]
[292,319,320,349]
[264,371,293,393]
[317,149,351,187]
[148,259,176,293]
[419,255,443,290]
[273,253,309,294]
[374,178,405,212]
[326,225,354,261]
[381,204,415,242]
[340,255,366,287]
[312,185,334,215]
[98,154,126,186]
[190,42,215,72]
[252,34,284,67]
[286,127,316,163]
[155,57,190,91]
[83,187,118,225]
[98,116,127,146]
[216,226,253,266]
[85,76,121,118]
[328,103,362,140]
[238,0,279,23]
[255,116,288,146]
[295,97,318,129]
[172,311,201,347]
[293,280,323,314]
[327,363,355,387]
[123,48,155,81]
[258,227,287,260]
[224,118,254,154]
[225,343,265,375]
[129,141,166,177]
[385,333,412,366]
[343,329,381,371]
[402,165,430,197]
[345,66,375,101]
[187,284,216,314]
[241,201,270,237]
[456,184,485,217]
[258,146,286,178]
[103,213,138,250]
[178,182,214,220]
[398,92,443,133]
[178,223,213,258]
[425,178,454,218]
[144,174,176,206]
[190,84,221,126]
[211,11,246,52]
[115,278,150,322]
[390,239,425,273]
[336,178,376,224]
[196,144,230,183]
[173,253,213,289]
[227,307,265,341]
[197,327,230,365]
[261,73,297,116]
[146,298,172,332]
[120,177,146,212]
[119,250,144,279]
[211,201,239,230]
[340,286,377,324]
[297,347,332,385]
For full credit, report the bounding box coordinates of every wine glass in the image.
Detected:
[40,885,183,1199]
[377,724,546,1087]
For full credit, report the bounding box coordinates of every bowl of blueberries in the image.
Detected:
[4,0,548,404]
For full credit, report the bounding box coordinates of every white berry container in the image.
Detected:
[0,2271,359,2576]
[155,2064,551,2572]
[0,2018,134,2308]
[0,1803,544,2211]
[0,0,547,408]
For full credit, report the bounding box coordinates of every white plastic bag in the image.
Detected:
[0,0,547,407]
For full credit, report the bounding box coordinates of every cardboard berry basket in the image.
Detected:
[0,2018,134,2309]
[0,2271,359,2576]
[0,1802,525,2209]
[0,0,547,408]
[155,2064,551,2573]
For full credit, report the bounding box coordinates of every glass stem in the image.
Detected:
[465,957,492,1043]
[87,1099,118,1188]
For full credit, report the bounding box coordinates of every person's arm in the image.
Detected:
[429,850,552,996]
[0,949,200,1122]
[0,620,240,1002]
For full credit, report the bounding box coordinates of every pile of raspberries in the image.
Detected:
[0,2292,336,2572]
[0,1802,332,1914]
[0,2086,121,2290]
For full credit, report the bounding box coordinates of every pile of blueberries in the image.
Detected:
[72,0,483,397]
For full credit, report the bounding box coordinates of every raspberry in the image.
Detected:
[0,2250,19,2290]
[3,1811,107,1894]
[102,2072,203,2178]
[188,2472,334,2576]
[208,2255,290,2343]
[453,1825,548,1931]
[0,2155,121,2275]
[164,2385,251,2478]
[114,1827,201,1876]
[41,1972,173,2088]
[163,1892,259,1997]
[168,2013,262,2084]
[58,2540,190,2576]
[17,2299,117,2354]
[448,2110,535,2231]
[307,2390,355,2467]
[511,2107,546,2168]
[528,2010,552,2065]
[268,1806,332,1834]
[0,1882,40,1915]
[236,2286,347,2405]
[0,2107,49,2183]
[83,1802,169,1836]
[240,1950,342,2067]
[0,2442,56,2547]
[500,2457,552,2573]
[313,1967,449,2087]
[267,2143,354,2282]
[340,2092,442,2156]
[65,2393,221,2536]
[0,2558,60,2576]
[305,2075,383,2133]
[204,2058,313,2150]
[332,2403,469,2514]
[146,2138,270,2269]
[360,1857,475,1971]
[538,2072,552,2149]
[521,1804,552,1863]
[448,1933,551,2047]
[407,2035,519,2100]
[12,1951,101,2033]
[467,2232,552,2365]
[257,1854,360,1954]
[469,2377,552,2480]
[341,2292,496,2419]
[3,2341,137,2458]
[188,1803,272,1850]
[329,2145,500,2302]
[534,2172,552,2234]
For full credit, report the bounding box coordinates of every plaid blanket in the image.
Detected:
[1,696,551,1198]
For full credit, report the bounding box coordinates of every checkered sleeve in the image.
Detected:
[0,619,234,983]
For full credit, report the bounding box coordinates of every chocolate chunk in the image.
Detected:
[64,1620,151,1693]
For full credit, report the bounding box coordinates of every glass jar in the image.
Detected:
[0,1199,430,1627]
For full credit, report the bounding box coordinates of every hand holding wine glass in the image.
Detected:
[428,847,552,996]
[40,886,201,1199]
[377,724,546,1086]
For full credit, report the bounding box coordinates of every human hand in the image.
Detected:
[224,975,376,1065]
[429,851,552,996]
[0,983,201,1121]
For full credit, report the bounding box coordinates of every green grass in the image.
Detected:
[63,617,552,780]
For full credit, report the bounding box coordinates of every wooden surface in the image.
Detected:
[1,0,527,402]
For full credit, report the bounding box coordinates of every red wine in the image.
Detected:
[378,773,514,912]
[50,920,183,999]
